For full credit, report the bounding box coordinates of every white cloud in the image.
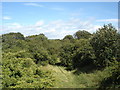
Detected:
[2,23,22,33]
[96,19,118,22]
[3,16,12,20]
[35,20,44,26]
[2,18,104,39]
[24,3,44,7]
[10,23,22,28]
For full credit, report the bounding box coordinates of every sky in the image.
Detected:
[1,2,118,39]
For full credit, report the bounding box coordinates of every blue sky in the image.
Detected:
[1,2,118,39]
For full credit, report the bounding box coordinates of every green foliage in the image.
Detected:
[46,40,62,65]
[34,48,50,65]
[99,61,120,88]
[59,42,75,70]
[2,32,25,51]
[116,35,120,61]
[2,24,120,88]
[2,35,28,53]
[72,39,95,69]
[29,46,50,65]
[90,24,119,67]
[26,33,48,41]
[63,35,74,40]
[47,40,61,55]
[44,65,108,88]
[2,51,54,88]
[74,30,92,39]
[2,32,25,42]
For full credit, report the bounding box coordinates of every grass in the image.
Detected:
[41,64,108,88]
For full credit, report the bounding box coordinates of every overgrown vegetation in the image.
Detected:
[1,23,120,88]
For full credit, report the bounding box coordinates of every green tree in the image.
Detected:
[90,24,119,68]
[2,32,25,42]
[63,35,74,40]
[74,30,92,39]
[29,46,50,65]
[2,32,29,53]
[59,42,75,70]
[26,33,48,41]
[72,39,95,69]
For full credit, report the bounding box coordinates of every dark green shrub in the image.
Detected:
[99,62,120,89]
[90,24,119,68]
[59,42,75,70]
[72,39,95,69]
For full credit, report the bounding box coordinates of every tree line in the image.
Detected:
[1,23,120,88]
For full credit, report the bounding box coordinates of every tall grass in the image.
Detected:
[42,64,108,88]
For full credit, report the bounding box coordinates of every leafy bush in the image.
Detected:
[98,61,120,89]
[59,42,75,70]
[72,39,95,69]
[90,24,119,68]
[2,51,55,88]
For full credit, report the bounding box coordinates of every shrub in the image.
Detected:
[90,24,119,68]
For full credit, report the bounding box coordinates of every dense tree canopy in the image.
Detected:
[72,39,95,69]
[1,23,120,88]
[90,24,119,67]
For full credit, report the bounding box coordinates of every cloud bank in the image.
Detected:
[1,18,103,39]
